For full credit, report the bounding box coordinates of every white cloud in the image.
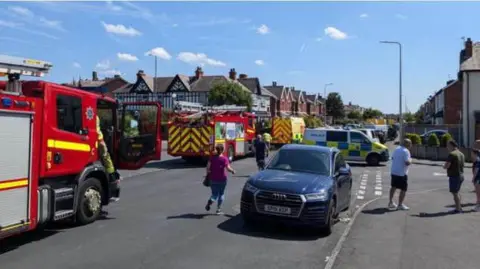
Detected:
[360,13,369,18]
[117,53,139,62]
[73,62,81,68]
[103,69,123,76]
[395,14,408,20]
[106,1,123,11]
[0,19,59,39]
[95,60,110,70]
[172,23,178,27]
[101,21,142,37]
[145,47,172,60]
[8,6,34,17]
[324,26,348,40]
[256,24,270,35]
[177,52,226,67]
[300,43,306,53]
[38,17,65,31]
[254,60,265,66]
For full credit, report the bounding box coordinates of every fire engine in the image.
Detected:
[0,55,162,240]
[271,115,306,146]
[167,104,256,163]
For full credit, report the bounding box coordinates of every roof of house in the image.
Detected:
[264,85,284,99]
[305,94,317,103]
[114,83,134,93]
[461,42,480,71]
[238,77,277,99]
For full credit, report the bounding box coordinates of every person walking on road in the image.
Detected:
[253,134,269,171]
[443,140,465,213]
[205,144,235,215]
[263,132,272,153]
[471,149,480,211]
[389,138,412,210]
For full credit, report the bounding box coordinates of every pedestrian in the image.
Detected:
[389,138,412,210]
[253,134,269,171]
[263,132,272,153]
[471,149,480,211]
[205,144,235,215]
[443,140,465,213]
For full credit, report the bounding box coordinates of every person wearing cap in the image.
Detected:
[389,138,412,210]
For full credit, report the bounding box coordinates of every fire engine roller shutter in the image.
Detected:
[0,111,32,230]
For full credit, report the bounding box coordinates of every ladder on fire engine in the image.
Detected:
[0,54,53,93]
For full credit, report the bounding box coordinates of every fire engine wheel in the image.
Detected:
[227,145,234,162]
[76,178,103,225]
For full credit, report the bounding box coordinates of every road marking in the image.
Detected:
[375,191,382,196]
[324,187,448,269]
[433,172,447,176]
[359,185,366,190]
[356,195,364,200]
[357,190,365,195]
[374,186,382,190]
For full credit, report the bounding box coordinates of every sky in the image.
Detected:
[0,1,478,113]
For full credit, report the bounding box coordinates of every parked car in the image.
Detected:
[240,144,353,235]
[358,128,380,143]
[420,129,448,144]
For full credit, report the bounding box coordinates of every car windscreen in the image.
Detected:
[266,149,330,176]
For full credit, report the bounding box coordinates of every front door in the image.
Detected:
[115,102,162,170]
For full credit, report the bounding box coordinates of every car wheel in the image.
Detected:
[75,178,103,225]
[367,154,380,166]
[322,199,336,235]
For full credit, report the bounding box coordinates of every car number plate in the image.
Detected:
[264,204,291,214]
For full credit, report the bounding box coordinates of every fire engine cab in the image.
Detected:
[167,104,256,163]
[0,55,162,240]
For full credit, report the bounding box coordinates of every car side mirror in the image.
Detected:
[338,167,350,176]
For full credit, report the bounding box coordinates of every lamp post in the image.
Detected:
[146,53,158,92]
[380,40,403,142]
[323,83,333,124]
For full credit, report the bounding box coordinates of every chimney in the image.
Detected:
[136,70,145,78]
[114,74,120,78]
[446,79,455,85]
[195,66,204,79]
[239,74,248,79]
[229,68,237,80]
[272,81,277,86]
[92,71,98,81]
[465,37,473,59]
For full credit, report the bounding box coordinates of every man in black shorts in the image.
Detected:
[253,134,269,171]
[389,139,412,210]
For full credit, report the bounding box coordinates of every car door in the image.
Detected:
[334,153,349,209]
[115,102,162,170]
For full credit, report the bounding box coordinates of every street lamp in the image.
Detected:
[146,53,158,92]
[380,40,403,142]
[323,83,333,124]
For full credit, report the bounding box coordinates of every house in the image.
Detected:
[460,37,480,146]
[235,71,277,118]
[264,81,293,116]
[64,71,129,98]
[344,102,365,116]
[431,79,462,125]
[289,88,308,116]
[305,93,324,116]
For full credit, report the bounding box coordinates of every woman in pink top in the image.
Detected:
[205,144,235,214]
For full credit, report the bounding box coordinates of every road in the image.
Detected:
[2,148,474,269]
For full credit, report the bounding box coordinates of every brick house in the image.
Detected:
[305,93,324,116]
[64,71,129,98]
[233,70,276,118]
[431,80,462,125]
[290,88,307,115]
[264,81,293,116]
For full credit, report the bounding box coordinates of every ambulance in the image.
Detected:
[303,128,389,166]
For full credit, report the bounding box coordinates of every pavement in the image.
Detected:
[1,145,478,269]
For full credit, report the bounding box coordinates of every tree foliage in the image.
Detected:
[347,110,362,120]
[414,110,424,124]
[326,92,345,120]
[440,133,453,147]
[208,81,253,111]
[303,115,323,128]
[406,133,422,145]
[403,112,416,123]
[427,133,440,147]
[362,108,383,120]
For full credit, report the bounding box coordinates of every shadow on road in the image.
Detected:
[166,213,235,220]
[445,203,477,208]
[348,162,387,168]
[362,207,396,215]
[143,159,205,170]
[217,214,327,241]
[411,210,476,218]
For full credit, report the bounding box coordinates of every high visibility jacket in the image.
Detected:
[263,133,272,142]
[96,116,103,141]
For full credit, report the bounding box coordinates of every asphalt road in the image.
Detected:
[1,152,375,269]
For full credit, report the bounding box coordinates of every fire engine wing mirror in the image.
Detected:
[79,128,89,136]
[115,102,162,170]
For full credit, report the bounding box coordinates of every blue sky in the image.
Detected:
[0,1,478,113]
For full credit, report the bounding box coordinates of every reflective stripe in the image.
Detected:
[47,139,91,152]
[0,178,28,191]
[0,222,30,232]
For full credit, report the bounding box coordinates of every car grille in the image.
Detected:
[254,190,304,218]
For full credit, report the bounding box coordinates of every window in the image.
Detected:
[215,122,226,139]
[350,132,370,144]
[267,149,330,176]
[326,131,348,142]
[57,94,82,134]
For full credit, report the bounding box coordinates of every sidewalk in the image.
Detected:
[333,188,480,269]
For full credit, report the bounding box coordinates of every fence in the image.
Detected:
[403,124,463,144]
[410,145,473,163]
[115,92,208,111]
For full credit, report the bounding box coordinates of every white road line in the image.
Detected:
[374,186,382,190]
[374,191,382,196]
[357,190,365,195]
[359,185,366,190]
[356,195,364,200]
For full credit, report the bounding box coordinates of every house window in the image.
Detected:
[57,94,83,134]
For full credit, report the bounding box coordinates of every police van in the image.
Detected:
[302,128,389,166]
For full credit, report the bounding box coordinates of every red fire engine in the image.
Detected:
[0,55,162,240]
[167,104,256,163]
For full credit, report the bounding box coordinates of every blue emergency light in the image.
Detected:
[1,97,12,107]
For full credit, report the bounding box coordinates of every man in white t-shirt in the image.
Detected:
[389,138,412,210]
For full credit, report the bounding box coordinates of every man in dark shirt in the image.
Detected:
[254,134,269,170]
[443,140,465,213]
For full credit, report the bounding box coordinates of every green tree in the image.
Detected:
[304,115,323,128]
[208,81,253,111]
[440,133,453,147]
[362,108,383,120]
[414,110,424,124]
[326,92,345,121]
[427,133,440,147]
[347,110,362,120]
[403,112,416,123]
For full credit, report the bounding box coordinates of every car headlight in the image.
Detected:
[243,183,258,193]
[305,189,328,201]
